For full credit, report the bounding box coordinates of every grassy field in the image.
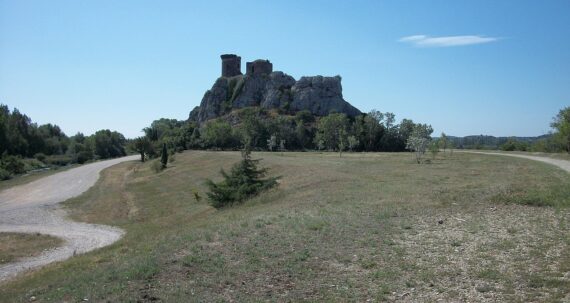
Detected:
[0,233,63,265]
[1,151,570,302]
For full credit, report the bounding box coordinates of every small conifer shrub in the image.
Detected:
[205,148,279,208]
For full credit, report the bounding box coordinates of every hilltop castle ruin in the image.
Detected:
[189,54,361,124]
[221,54,273,77]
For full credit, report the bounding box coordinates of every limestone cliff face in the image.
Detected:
[188,71,361,124]
[290,76,360,117]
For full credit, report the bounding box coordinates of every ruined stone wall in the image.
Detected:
[246,60,273,76]
[221,54,242,77]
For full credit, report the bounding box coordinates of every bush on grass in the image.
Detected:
[205,148,279,208]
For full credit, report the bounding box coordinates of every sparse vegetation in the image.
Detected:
[2,151,570,302]
[0,233,63,264]
[150,159,162,173]
[406,124,433,163]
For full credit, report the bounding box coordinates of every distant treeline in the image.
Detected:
[136,105,566,156]
[446,106,570,153]
[134,107,433,157]
[0,104,127,180]
[447,134,565,152]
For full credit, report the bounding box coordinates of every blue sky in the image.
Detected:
[1,0,569,138]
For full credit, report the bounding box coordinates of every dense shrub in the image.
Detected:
[22,158,46,171]
[75,151,93,164]
[34,153,46,162]
[44,155,74,166]
[201,120,237,149]
[500,139,529,151]
[1,154,26,174]
[206,149,279,208]
[0,168,11,180]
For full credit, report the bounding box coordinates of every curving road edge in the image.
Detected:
[0,155,139,282]
[457,150,570,173]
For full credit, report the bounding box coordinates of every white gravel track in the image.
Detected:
[459,151,570,173]
[0,155,138,282]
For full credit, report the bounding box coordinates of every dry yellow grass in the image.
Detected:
[0,233,63,265]
[1,151,569,302]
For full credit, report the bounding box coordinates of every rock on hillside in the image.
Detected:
[189,72,361,124]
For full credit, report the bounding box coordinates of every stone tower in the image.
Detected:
[246,59,273,76]
[220,54,242,77]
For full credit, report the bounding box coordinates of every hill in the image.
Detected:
[188,54,361,125]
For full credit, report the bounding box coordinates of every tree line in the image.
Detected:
[449,106,569,153]
[134,108,434,156]
[0,104,127,179]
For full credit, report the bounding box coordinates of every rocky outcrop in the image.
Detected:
[290,76,361,117]
[261,72,296,109]
[189,71,361,124]
[189,77,230,123]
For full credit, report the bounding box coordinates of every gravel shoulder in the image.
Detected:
[458,151,570,173]
[0,155,139,282]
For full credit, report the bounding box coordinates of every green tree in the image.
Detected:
[133,137,153,162]
[338,129,347,157]
[314,113,349,150]
[348,135,359,152]
[91,130,126,159]
[201,120,236,150]
[279,139,286,155]
[267,134,277,151]
[205,148,279,208]
[500,138,529,151]
[161,143,168,169]
[295,123,310,149]
[236,108,267,148]
[406,124,433,164]
[439,132,448,153]
[429,140,439,159]
[0,105,8,155]
[190,127,202,148]
[551,106,570,153]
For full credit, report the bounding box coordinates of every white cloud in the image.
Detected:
[398,35,499,47]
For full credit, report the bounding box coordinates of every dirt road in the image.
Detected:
[0,155,139,282]
[459,151,570,173]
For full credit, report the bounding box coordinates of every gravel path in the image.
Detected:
[0,155,139,282]
[459,151,570,173]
